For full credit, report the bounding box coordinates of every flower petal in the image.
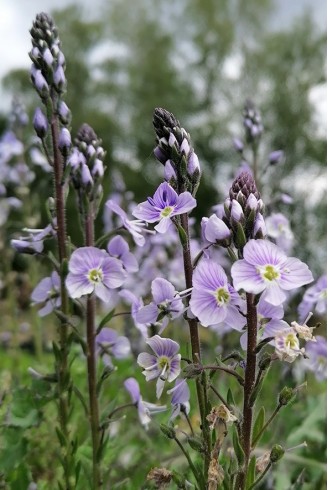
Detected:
[231,260,265,294]
[151,278,175,304]
[243,239,286,267]
[66,273,93,298]
[279,257,313,290]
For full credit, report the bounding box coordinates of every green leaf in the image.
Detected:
[252,406,265,446]
[246,456,256,489]
[55,426,68,447]
[227,388,236,407]
[176,223,188,247]
[6,388,41,428]
[97,309,116,334]
[232,425,245,467]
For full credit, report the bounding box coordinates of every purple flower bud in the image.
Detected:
[205,214,231,245]
[233,137,244,153]
[43,48,54,66]
[154,145,167,164]
[180,138,190,156]
[269,150,285,166]
[58,51,65,66]
[32,70,49,95]
[230,200,244,222]
[187,151,200,176]
[164,160,177,181]
[58,128,72,153]
[33,107,48,138]
[54,65,66,90]
[246,193,258,211]
[92,158,104,178]
[81,163,93,187]
[168,133,177,147]
[58,101,70,124]
[253,213,266,238]
[87,145,96,157]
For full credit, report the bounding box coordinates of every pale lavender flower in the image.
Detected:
[231,240,313,306]
[31,271,60,316]
[190,259,246,330]
[124,377,166,428]
[11,222,55,254]
[96,328,130,366]
[0,131,24,164]
[107,236,138,273]
[119,289,148,338]
[240,296,289,350]
[58,127,71,153]
[269,150,285,166]
[132,182,196,233]
[136,278,184,333]
[66,247,127,302]
[266,213,294,253]
[106,199,146,246]
[304,336,327,381]
[274,329,305,363]
[137,335,181,398]
[298,275,327,322]
[167,379,190,421]
[33,107,48,138]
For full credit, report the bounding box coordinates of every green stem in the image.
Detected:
[248,462,271,490]
[179,213,211,475]
[173,435,206,489]
[209,384,231,412]
[84,205,102,488]
[203,365,244,386]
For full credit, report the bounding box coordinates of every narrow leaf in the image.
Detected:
[246,455,256,488]
[232,425,245,467]
[97,309,115,334]
[252,406,265,447]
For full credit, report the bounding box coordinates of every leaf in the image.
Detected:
[72,385,89,416]
[6,388,41,429]
[97,309,116,333]
[252,406,265,446]
[232,425,245,467]
[227,388,236,407]
[246,456,256,489]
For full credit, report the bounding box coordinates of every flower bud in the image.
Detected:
[187,150,200,176]
[278,387,294,406]
[33,107,48,138]
[269,150,285,166]
[270,444,285,463]
[233,137,244,153]
[54,65,66,91]
[42,47,54,67]
[253,213,266,239]
[92,158,104,179]
[160,423,175,439]
[57,101,71,124]
[58,128,72,155]
[164,160,177,181]
[32,69,49,97]
[205,214,231,246]
[230,200,244,222]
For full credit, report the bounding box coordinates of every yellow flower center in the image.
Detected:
[262,265,279,282]
[158,356,170,369]
[285,333,298,349]
[88,268,103,283]
[215,287,230,305]
[161,206,173,218]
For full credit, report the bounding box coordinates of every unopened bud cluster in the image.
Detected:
[221,171,265,250]
[243,100,263,144]
[153,107,200,195]
[69,124,105,205]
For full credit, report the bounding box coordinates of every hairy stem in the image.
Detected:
[237,293,258,489]
[50,100,73,489]
[179,213,211,476]
[85,205,102,488]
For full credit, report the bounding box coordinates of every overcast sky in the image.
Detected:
[0,0,326,112]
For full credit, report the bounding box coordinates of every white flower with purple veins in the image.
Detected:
[136,278,184,333]
[167,379,190,421]
[190,259,246,330]
[137,335,181,398]
[298,275,327,322]
[31,271,61,317]
[124,377,166,429]
[240,296,289,350]
[274,329,305,363]
[107,236,138,273]
[105,199,146,246]
[96,328,130,366]
[132,182,196,233]
[66,247,127,302]
[231,239,313,306]
[266,213,294,253]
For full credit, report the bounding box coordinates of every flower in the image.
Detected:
[167,379,190,421]
[203,214,231,246]
[303,336,327,381]
[124,377,166,428]
[31,271,61,316]
[298,275,327,322]
[265,213,294,253]
[274,329,305,363]
[190,259,246,330]
[96,328,130,366]
[11,222,55,254]
[136,278,184,333]
[231,239,313,306]
[105,199,146,246]
[137,335,181,398]
[132,182,196,233]
[107,236,138,273]
[66,247,127,302]
[206,405,237,430]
